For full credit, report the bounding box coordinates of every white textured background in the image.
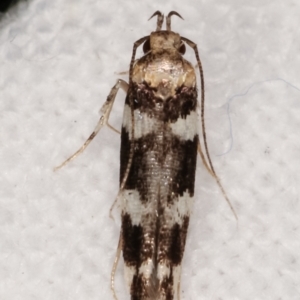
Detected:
[1,1,300,299]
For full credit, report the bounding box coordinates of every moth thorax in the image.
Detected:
[150,31,182,52]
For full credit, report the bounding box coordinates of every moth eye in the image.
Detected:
[179,42,186,55]
[143,38,151,53]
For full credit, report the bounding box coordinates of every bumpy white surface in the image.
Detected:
[1,1,300,299]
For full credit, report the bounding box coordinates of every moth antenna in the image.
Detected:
[166,11,184,31]
[149,10,164,31]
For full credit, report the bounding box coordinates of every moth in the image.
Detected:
[55,10,236,300]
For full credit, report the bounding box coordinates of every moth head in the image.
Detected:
[143,31,186,55]
[144,11,186,55]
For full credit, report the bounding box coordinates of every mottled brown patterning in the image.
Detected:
[55,9,235,300]
[119,11,198,300]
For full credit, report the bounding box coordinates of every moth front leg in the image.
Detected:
[54,79,128,170]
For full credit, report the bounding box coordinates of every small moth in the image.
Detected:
[56,10,236,300]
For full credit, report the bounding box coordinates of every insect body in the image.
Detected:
[120,12,198,300]
[56,10,235,300]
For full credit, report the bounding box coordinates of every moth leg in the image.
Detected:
[111,232,122,300]
[198,133,238,219]
[115,70,129,76]
[197,138,214,177]
[105,79,128,134]
[211,169,238,220]
[197,137,237,219]
[54,79,128,171]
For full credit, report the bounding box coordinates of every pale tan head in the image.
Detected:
[142,11,186,55]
